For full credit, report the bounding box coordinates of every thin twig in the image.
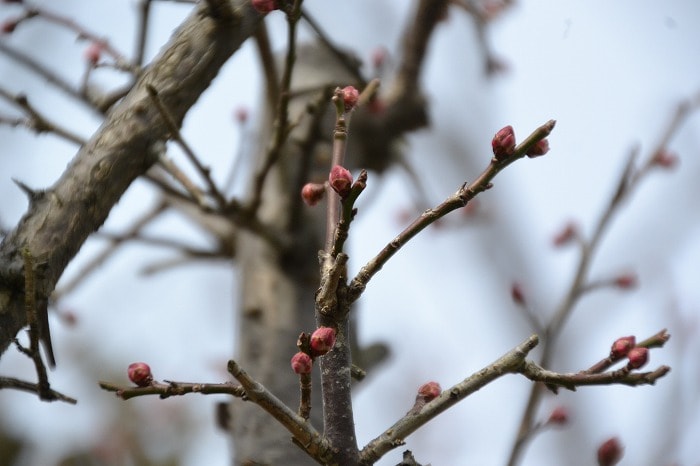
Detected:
[348,120,556,303]
[0,376,77,404]
[99,379,246,400]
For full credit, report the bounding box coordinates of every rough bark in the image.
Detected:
[0,1,261,363]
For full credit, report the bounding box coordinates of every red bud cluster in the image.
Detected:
[341,86,359,112]
[610,336,636,360]
[626,347,649,370]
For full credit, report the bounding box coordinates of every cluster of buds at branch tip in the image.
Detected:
[290,352,313,375]
[341,85,359,112]
[546,406,569,426]
[329,165,353,198]
[251,0,279,13]
[127,362,153,387]
[310,326,336,356]
[597,437,623,466]
[301,182,326,206]
[491,125,516,160]
[610,336,636,360]
[626,346,648,370]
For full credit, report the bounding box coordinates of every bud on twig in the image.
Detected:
[552,221,579,247]
[329,165,353,198]
[310,327,336,356]
[291,352,313,374]
[301,182,326,206]
[341,85,359,112]
[547,406,569,426]
[613,273,637,290]
[610,336,636,360]
[626,346,649,370]
[651,149,678,169]
[511,282,527,307]
[251,0,278,13]
[127,362,153,387]
[491,125,516,160]
[526,138,550,158]
[597,437,623,466]
[84,42,103,65]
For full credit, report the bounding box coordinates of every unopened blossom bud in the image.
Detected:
[417,381,441,402]
[552,221,579,247]
[1,19,18,34]
[491,125,516,160]
[526,138,550,158]
[291,352,313,374]
[234,106,249,124]
[301,183,325,207]
[613,273,637,290]
[84,42,103,65]
[597,437,623,466]
[547,406,569,425]
[610,336,636,359]
[341,85,360,112]
[127,362,153,387]
[511,282,526,307]
[626,346,649,370]
[251,0,278,13]
[310,327,336,356]
[329,165,353,198]
[651,149,678,169]
[371,47,388,69]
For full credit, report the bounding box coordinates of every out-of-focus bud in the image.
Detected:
[341,85,359,112]
[613,273,637,290]
[301,182,326,207]
[491,125,516,160]
[127,362,153,387]
[526,138,550,158]
[547,406,569,425]
[552,221,579,247]
[251,0,278,14]
[291,352,313,374]
[233,106,249,124]
[626,347,649,370]
[651,149,678,169]
[597,437,623,466]
[610,336,636,359]
[511,282,527,307]
[310,327,336,356]
[371,46,388,70]
[329,165,353,198]
[1,19,18,34]
[84,42,103,65]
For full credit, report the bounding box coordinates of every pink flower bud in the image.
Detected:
[234,106,249,124]
[597,437,623,466]
[251,0,278,13]
[341,85,359,112]
[526,138,550,158]
[547,406,569,425]
[511,282,526,307]
[626,347,649,370]
[291,352,313,374]
[417,381,441,402]
[651,149,678,169]
[1,19,18,34]
[84,42,103,65]
[491,125,516,160]
[310,327,336,356]
[329,165,353,198]
[301,182,325,206]
[610,336,636,359]
[552,221,579,247]
[371,47,388,69]
[127,362,153,387]
[613,273,637,290]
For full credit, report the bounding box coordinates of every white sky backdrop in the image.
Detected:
[1,1,699,465]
